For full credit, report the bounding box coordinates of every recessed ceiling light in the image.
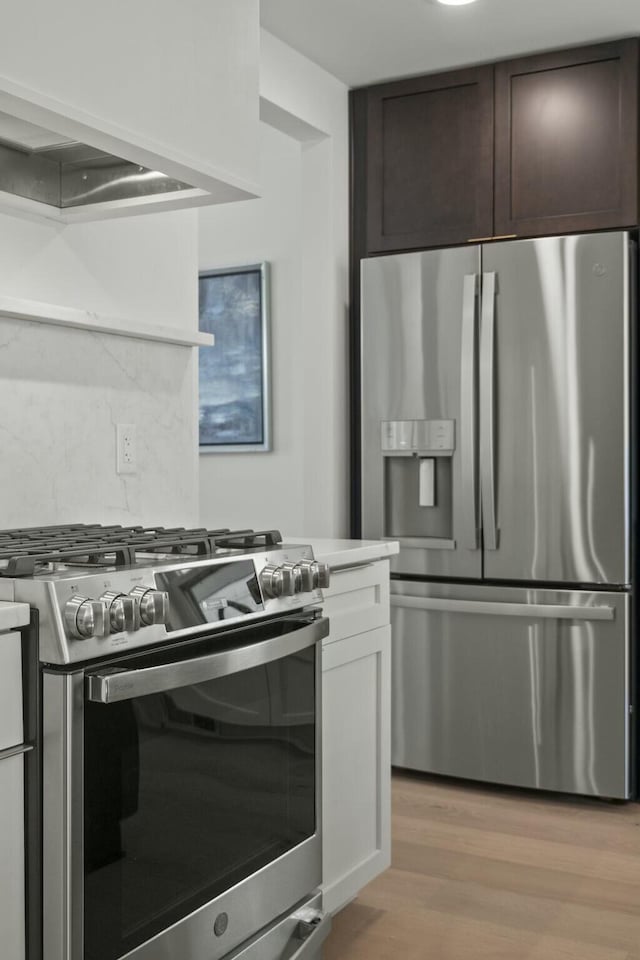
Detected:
[436,0,478,6]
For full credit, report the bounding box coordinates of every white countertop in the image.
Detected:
[0,601,30,632]
[284,537,399,569]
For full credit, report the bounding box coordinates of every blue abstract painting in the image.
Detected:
[198,266,268,449]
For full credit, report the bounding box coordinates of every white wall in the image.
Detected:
[0,210,200,528]
[198,123,304,533]
[198,31,349,537]
[0,211,198,328]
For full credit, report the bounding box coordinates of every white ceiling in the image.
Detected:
[260,0,640,87]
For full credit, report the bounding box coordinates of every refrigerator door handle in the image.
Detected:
[480,271,498,550]
[390,595,614,621]
[460,273,479,549]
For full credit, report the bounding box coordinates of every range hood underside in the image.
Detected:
[0,139,193,208]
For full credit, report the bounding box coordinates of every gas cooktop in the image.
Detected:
[0,523,289,577]
[0,523,328,666]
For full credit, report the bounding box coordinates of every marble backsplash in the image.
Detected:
[0,316,198,530]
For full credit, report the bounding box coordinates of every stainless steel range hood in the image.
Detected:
[0,111,193,209]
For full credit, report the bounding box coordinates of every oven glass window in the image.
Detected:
[83,642,316,960]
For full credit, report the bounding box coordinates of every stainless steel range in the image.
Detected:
[0,524,332,960]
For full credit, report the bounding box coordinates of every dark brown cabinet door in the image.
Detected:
[364,66,494,253]
[494,40,639,238]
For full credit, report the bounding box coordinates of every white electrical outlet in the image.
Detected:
[116,423,137,474]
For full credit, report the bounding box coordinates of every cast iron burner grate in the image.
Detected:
[0,524,283,578]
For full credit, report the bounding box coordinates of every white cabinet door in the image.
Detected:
[321,624,391,914]
[0,755,26,960]
[0,630,27,958]
[0,631,24,750]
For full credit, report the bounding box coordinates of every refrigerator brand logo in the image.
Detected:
[593,263,607,276]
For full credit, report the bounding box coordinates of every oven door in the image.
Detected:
[42,612,327,960]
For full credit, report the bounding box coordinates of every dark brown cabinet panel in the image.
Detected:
[364,66,494,252]
[494,40,639,237]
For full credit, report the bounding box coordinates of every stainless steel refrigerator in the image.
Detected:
[360,231,635,799]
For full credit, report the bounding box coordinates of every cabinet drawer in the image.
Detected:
[0,632,23,751]
[322,560,390,642]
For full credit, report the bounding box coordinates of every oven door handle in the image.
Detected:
[85,616,329,704]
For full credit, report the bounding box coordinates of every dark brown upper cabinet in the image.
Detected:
[494,39,639,238]
[354,39,640,256]
[363,66,494,253]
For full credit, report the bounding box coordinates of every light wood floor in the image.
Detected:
[324,772,640,960]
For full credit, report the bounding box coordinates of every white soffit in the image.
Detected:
[260,0,640,87]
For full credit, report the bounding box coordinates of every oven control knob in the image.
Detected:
[261,563,283,598]
[298,560,330,590]
[101,591,141,633]
[281,562,303,595]
[64,596,109,640]
[296,560,316,592]
[315,561,330,589]
[261,563,297,598]
[129,587,170,626]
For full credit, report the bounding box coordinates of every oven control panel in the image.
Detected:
[18,545,326,665]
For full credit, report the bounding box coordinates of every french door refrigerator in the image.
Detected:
[360,231,635,799]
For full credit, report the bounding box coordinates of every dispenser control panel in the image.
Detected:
[381,420,455,455]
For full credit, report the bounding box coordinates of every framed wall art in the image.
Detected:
[198,262,271,452]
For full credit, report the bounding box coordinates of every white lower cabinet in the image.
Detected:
[321,559,391,914]
[0,628,27,959]
[0,754,26,959]
[0,631,24,750]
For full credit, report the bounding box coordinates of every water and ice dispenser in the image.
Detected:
[382,419,455,544]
